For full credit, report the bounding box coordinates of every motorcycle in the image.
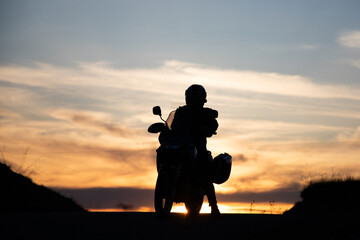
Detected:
[148,106,232,217]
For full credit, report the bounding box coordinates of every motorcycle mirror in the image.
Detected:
[148,122,165,133]
[153,106,162,116]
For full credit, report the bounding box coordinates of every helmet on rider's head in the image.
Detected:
[185,84,207,108]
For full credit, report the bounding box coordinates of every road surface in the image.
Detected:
[1,212,358,240]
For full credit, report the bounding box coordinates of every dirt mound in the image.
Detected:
[284,179,360,216]
[0,162,85,213]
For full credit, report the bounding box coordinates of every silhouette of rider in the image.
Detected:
[170,84,221,216]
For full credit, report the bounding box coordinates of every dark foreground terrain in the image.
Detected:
[0,162,84,213]
[1,162,359,239]
[1,212,359,240]
[285,178,360,216]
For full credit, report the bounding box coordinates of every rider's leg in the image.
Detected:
[197,150,221,216]
[204,181,220,216]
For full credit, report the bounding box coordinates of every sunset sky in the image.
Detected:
[1,0,360,213]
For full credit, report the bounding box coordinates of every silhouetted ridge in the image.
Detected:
[284,178,360,216]
[0,162,85,213]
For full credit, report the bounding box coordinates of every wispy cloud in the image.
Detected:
[351,60,360,69]
[336,31,360,69]
[52,109,135,138]
[1,61,360,100]
[338,30,360,48]
[337,125,360,143]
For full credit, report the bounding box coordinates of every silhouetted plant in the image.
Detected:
[269,200,275,214]
[0,145,38,178]
[0,145,9,167]
[249,200,255,213]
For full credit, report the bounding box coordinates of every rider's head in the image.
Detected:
[185,84,207,108]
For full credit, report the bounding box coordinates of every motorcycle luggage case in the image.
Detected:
[211,153,232,184]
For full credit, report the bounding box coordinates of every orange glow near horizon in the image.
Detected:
[169,202,293,214]
[89,202,294,215]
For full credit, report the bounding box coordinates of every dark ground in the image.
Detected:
[0,162,84,213]
[1,212,359,240]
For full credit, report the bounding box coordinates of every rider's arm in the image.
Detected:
[197,108,218,138]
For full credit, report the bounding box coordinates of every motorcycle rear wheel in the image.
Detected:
[154,170,173,217]
[185,195,203,216]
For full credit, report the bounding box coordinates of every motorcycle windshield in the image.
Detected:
[166,110,176,130]
[159,109,191,147]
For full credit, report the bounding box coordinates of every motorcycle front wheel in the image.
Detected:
[154,170,173,217]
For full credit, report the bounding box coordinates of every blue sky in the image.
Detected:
[2,0,360,83]
[1,0,360,212]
